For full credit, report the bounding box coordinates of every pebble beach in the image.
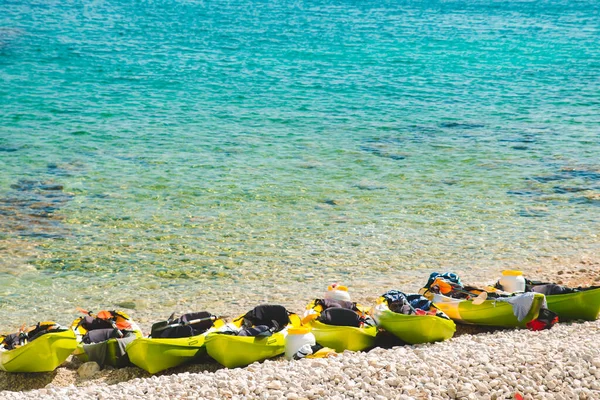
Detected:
[1,262,599,399]
[2,317,599,400]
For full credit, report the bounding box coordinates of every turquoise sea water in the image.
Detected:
[1,0,599,327]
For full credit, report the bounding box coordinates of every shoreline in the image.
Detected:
[2,321,599,399]
[1,259,598,398]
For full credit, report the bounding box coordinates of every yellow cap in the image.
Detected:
[327,284,348,291]
[288,327,311,335]
[502,270,523,276]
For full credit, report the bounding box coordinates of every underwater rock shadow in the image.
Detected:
[0,179,73,239]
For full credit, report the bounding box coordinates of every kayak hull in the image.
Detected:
[309,320,377,352]
[376,310,456,344]
[205,332,285,369]
[74,331,141,368]
[127,335,208,374]
[432,293,545,328]
[0,330,77,373]
[546,287,600,321]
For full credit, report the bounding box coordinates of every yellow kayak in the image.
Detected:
[308,320,377,352]
[431,292,545,328]
[375,308,455,345]
[205,331,286,369]
[303,298,377,352]
[127,313,224,374]
[71,309,143,368]
[0,327,77,373]
[205,304,299,368]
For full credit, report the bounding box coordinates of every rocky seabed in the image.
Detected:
[3,320,600,400]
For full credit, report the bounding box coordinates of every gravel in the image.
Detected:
[2,319,599,399]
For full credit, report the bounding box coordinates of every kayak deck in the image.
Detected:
[309,320,377,352]
[432,293,545,328]
[376,310,455,344]
[546,287,600,321]
[0,330,77,373]
[205,332,286,369]
[127,334,208,374]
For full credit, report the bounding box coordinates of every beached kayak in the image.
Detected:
[375,309,455,344]
[205,304,299,368]
[431,292,545,328]
[205,331,287,369]
[303,294,377,352]
[127,313,223,374]
[71,309,143,368]
[0,328,77,373]
[73,331,141,368]
[539,287,600,321]
[495,279,600,322]
[308,320,377,352]
[127,334,208,374]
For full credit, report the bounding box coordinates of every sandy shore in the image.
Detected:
[1,259,598,399]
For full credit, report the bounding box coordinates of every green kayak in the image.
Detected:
[431,292,545,328]
[308,320,377,352]
[375,309,456,344]
[545,287,600,321]
[127,312,223,374]
[205,331,286,368]
[0,329,77,373]
[71,309,143,368]
[127,334,209,374]
[205,304,299,368]
[73,331,142,368]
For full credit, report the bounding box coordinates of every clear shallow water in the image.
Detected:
[1,0,599,328]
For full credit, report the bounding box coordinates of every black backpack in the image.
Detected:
[317,307,362,327]
[238,305,291,333]
[314,298,359,312]
[151,312,216,338]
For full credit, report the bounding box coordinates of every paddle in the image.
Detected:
[467,290,488,305]
[441,288,488,305]
[18,323,28,346]
[419,282,487,306]
[430,279,489,305]
[151,315,217,334]
[404,301,427,316]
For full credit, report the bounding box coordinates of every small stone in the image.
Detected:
[267,381,282,390]
[385,378,401,387]
[77,362,100,378]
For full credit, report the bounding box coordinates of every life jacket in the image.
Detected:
[0,322,62,350]
[526,308,559,331]
[230,305,299,336]
[423,272,462,291]
[382,290,428,313]
[150,311,218,338]
[422,274,492,300]
[72,310,136,344]
[380,290,447,318]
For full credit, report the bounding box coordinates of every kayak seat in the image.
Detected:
[317,307,362,327]
[151,311,215,339]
